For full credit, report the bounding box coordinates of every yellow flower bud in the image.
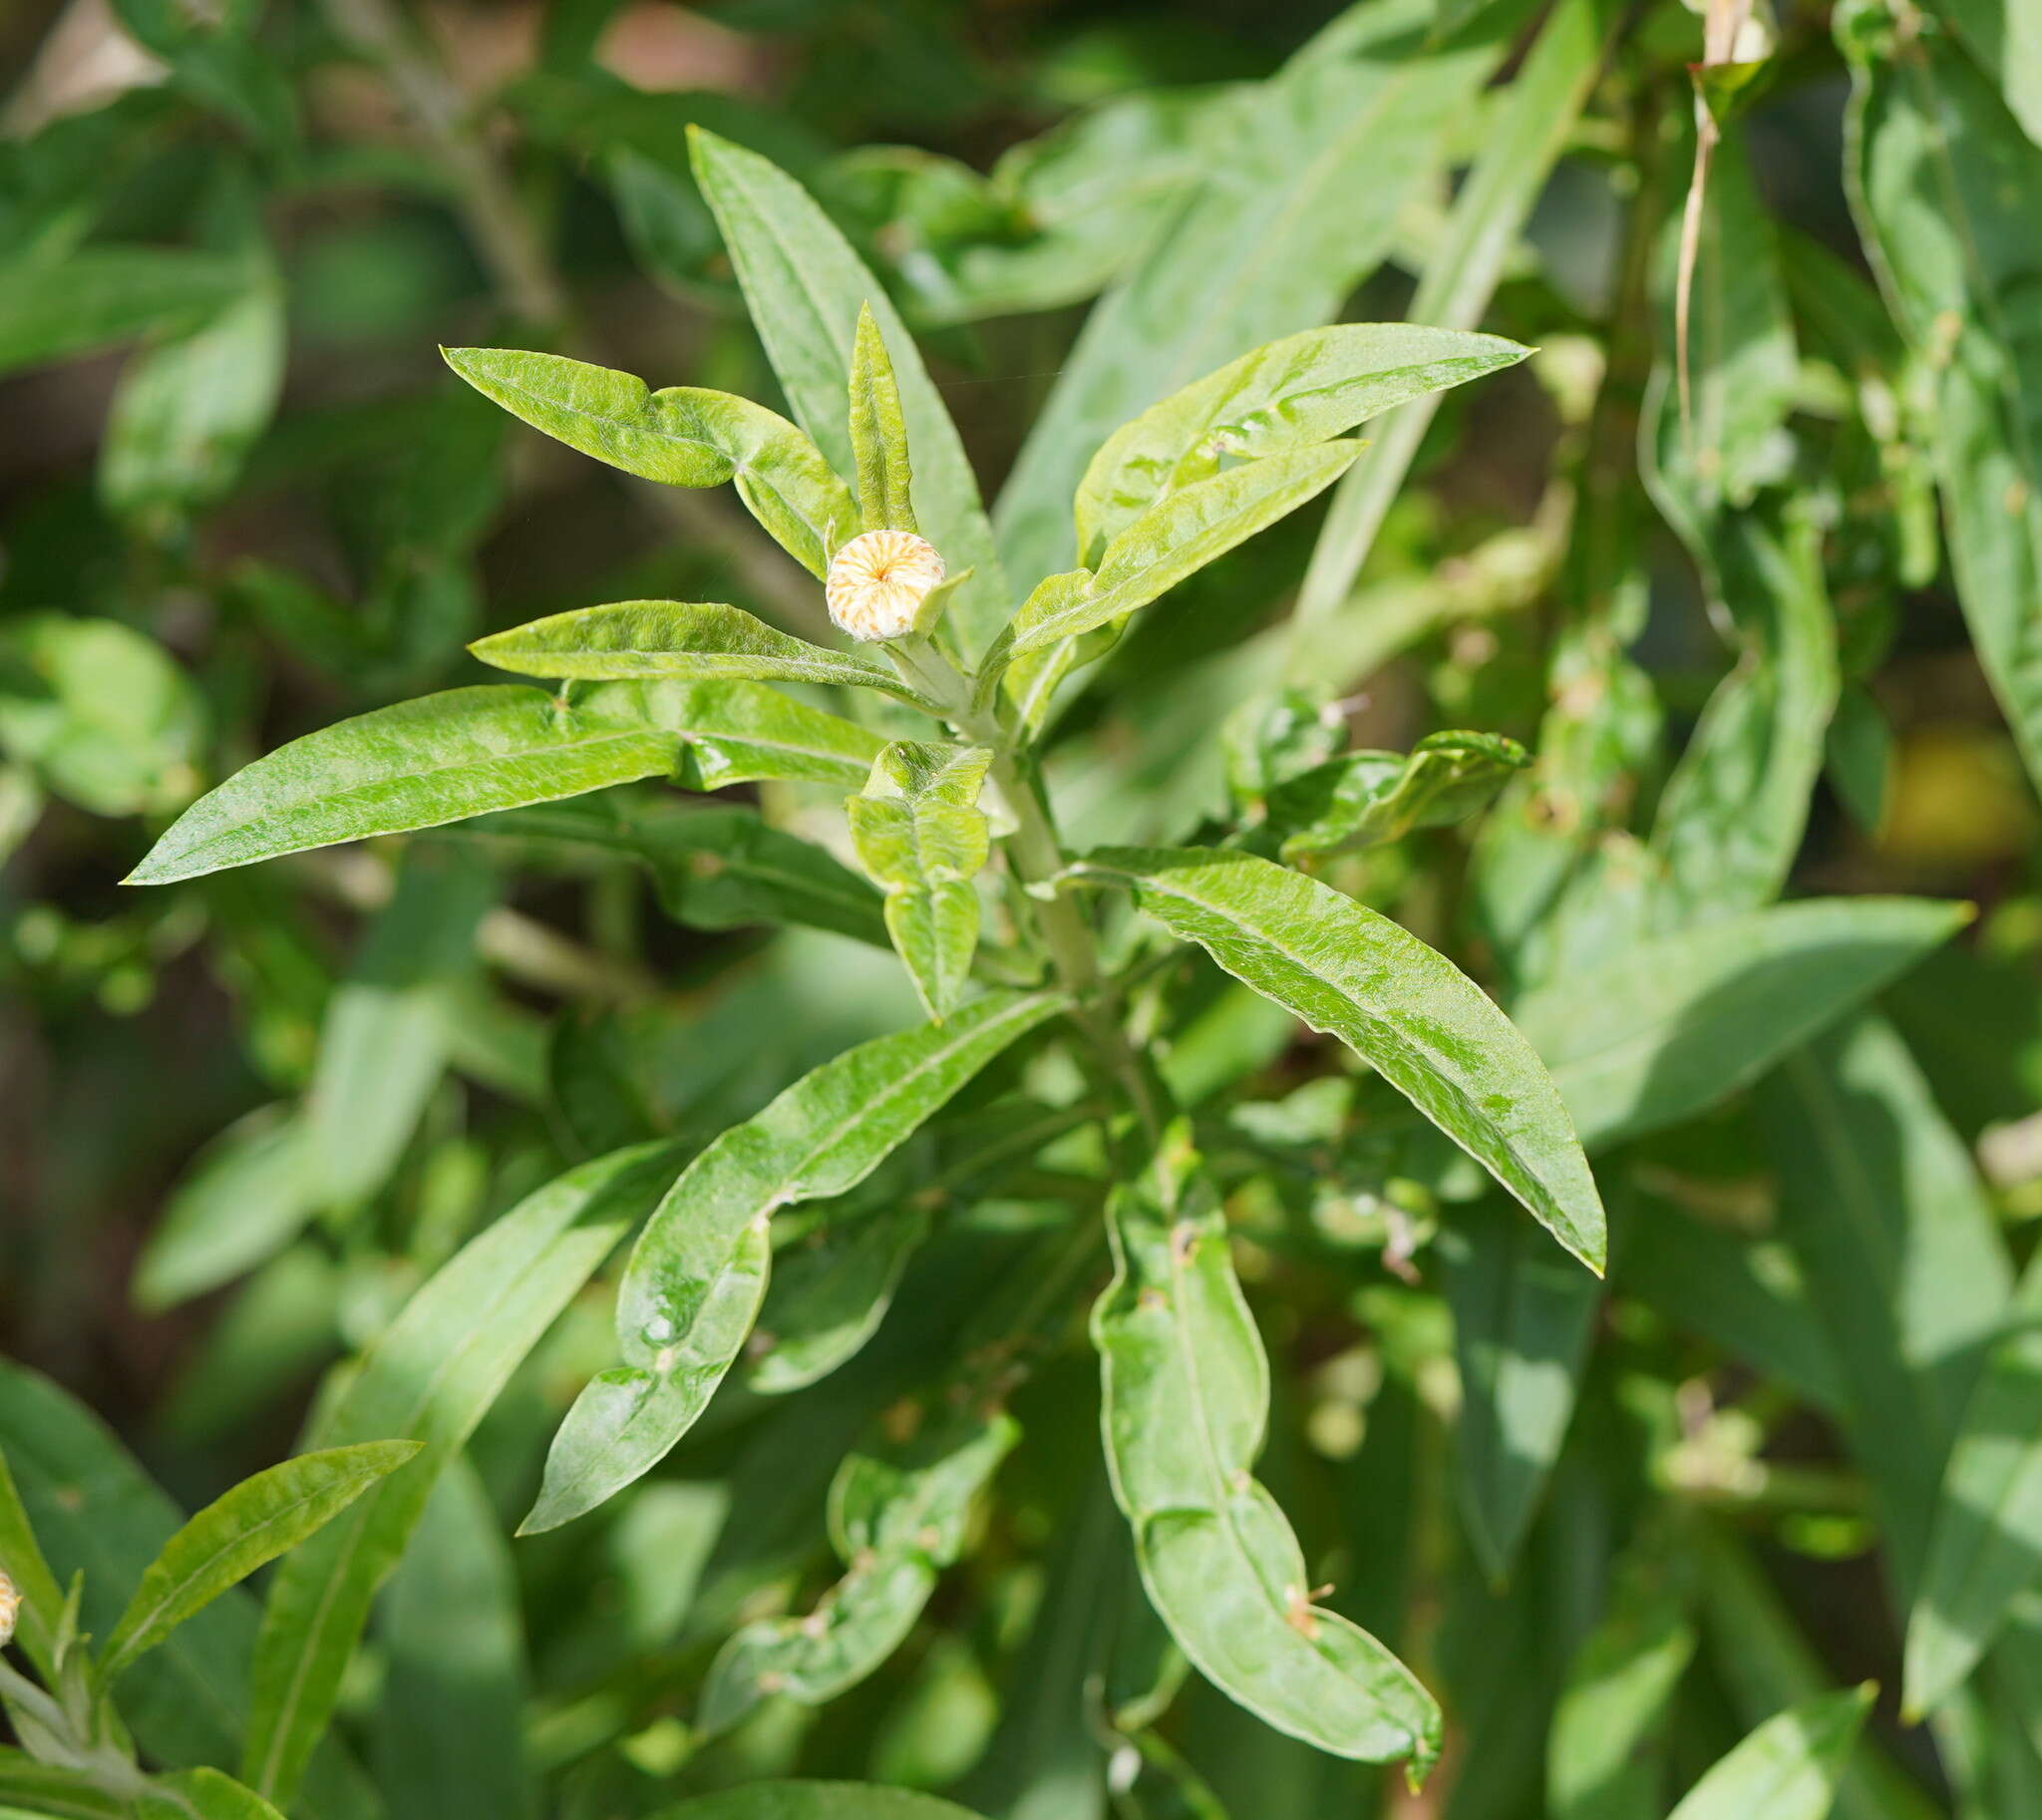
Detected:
[0,1570,18,1648]
[826,529,945,642]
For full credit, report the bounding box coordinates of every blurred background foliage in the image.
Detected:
[4,0,2042,1815]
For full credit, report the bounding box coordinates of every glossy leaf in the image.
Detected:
[470,599,935,707]
[522,989,1062,1534]
[849,301,915,534]
[1906,1245,2042,1716]
[1078,846,1604,1271]
[849,743,993,1019]
[688,127,1009,654]
[1845,23,2042,795]
[1667,1686,1872,1820]
[1076,323,1527,561]
[126,681,883,885]
[699,1397,1016,1731]
[1005,442,1360,660]
[242,1144,679,1806]
[1514,896,1971,1151]
[1269,730,1529,860]
[1092,1133,1442,1774]
[443,347,855,577]
[102,1441,421,1680]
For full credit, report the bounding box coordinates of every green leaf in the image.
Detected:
[1078,847,1604,1272]
[125,680,883,885]
[1269,730,1529,860]
[1906,1249,2042,1716]
[995,0,1509,594]
[442,347,855,578]
[1758,1016,2013,1597]
[1005,441,1361,663]
[133,1107,319,1312]
[661,1785,990,1819]
[1442,1202,1602,1579]
[1513,896,1972,1152]
[1092,1133,1442,1774]
[0,613,204,818]
[141,1767,291,1820]
[0,1748,132,1820]
[849,301,916,534]
[470,599,934,707]
[0,1362,377,1820]
[700,1395,1016,1731]
[371,1458,533,1820]
[0,1451,65,1676]
[102,1441,421,1680]
[1927,0,2042,143]
[1844,22,2042,796]
[687,127,1010,655]
[1076,323,1527,562]
[749,1204,931,1393]
[0,246,245,377]
[241,1143,679,1806]
[305,848,493,1211]
[1548,1556,1696,1820]
[849,743,993,1020]
[464,796,887,947]
[1667,1686,1873,1820]
[522,989,1063,1534]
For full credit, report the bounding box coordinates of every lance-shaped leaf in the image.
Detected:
[1269,730,1530,861]
[1004,442,1360,661]
[699,1394,1017,1732]
[242,1144,679,1806]
[1076,323,1528,561]
[442,348,855,578]
[849,301,915,534]
[464,797,886,947]
[1904,1246,2042,1717]
[0,1748,134,1819]
[0,247,247,377]
[102,1442,421,1680]
[1092,1133,1442,1774]
[749,1203,931,1394]
[1844,25,2042,796]
[687,127,1010,655]
[1077,847,1604,1272]
[522,989,1063,1535]
[126,681,883,886]
[849,743,994,1020]
[1666,1686,1872,1820]
[137,1765,292,1820]
[1515,896,1972,1152]
[470,600,937,709]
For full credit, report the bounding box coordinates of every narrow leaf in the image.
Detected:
[849,301,915,534]
[663,1785,990,1819]
[1269,729,1529,860]
[749,1204,931,1394]
[470,600,936,707]
[522,990,1063,1533]
[1667,1686,1873,1820]
[1093,1134,1442,1774]
[443,347,855,577]
[1078,847,1605,1271]
[103,1441,421,1679]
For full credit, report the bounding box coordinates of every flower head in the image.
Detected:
[0,1570,18,1648]
[826,529,945,642]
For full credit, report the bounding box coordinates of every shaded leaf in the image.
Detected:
[1269,730,1529,860]
[750,1204,931,1394]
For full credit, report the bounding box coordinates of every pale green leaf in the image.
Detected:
[1076,323,1527,561]
[849,300,915,534]
[102,1442,421,1680]
[443,347,855,577]
[688,127,1010,654]
[1078,847,1605,1271]
[1006,441,1361,661]
[1092,1136,1441,1774]
[749,1205,931,1394]
[142,1767,290,1820]
[1667,1686,1872,1820]
[126,680,883,885]
[470,599,935,708]
[661,1784,989,1819]
[522,990,1063,1534]
[242,1143,679,1806]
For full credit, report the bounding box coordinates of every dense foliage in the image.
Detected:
[5,0,2042,1815]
